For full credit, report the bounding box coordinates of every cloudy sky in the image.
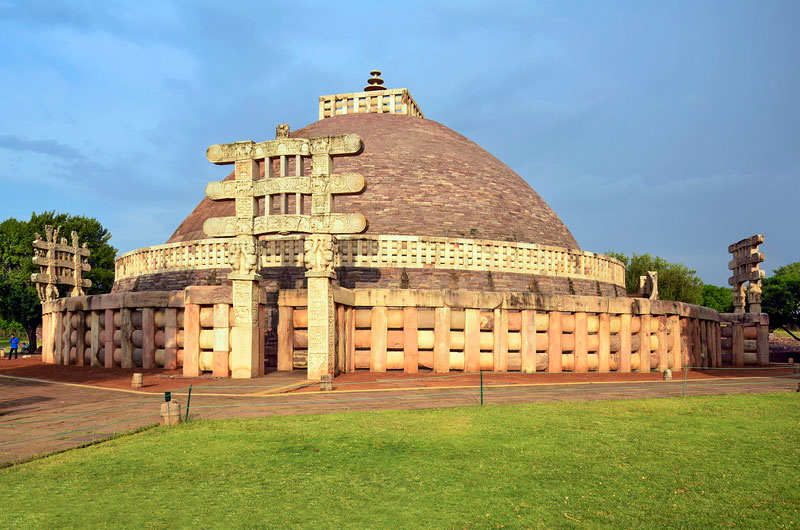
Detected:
[1,0,797,286]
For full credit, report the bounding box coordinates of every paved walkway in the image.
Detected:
[1,369,797,465]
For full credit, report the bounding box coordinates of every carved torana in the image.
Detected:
[728,234,765,314]
[202,124,368,380]
[32,225,92,302]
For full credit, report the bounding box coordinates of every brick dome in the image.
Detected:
[168,113,580,249]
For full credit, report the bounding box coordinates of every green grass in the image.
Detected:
[2,394,799,529]
[0,335,37,350]
[774,328,800,340]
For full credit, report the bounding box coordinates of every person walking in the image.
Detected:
[7,334,19,360]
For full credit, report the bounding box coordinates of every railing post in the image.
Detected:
[480,371,484,406]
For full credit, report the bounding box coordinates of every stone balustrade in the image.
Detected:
[318,88,424,120]
[41,291,188,371]
[116,235,626,287]
[115,239,230,280]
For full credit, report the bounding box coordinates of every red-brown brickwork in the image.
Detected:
[168,113,579,250]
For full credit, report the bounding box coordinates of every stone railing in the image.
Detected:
[116,235,626,287]
[318,88,424,120]
[335,236,625,286]
[719,312,769,366]
[115,239,232,281]
[39,286,267,377]
[40,290,187,371]
[278,288,722,374]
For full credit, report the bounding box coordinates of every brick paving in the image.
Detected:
[1,368,797,466]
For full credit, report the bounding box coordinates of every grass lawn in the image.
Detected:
[0,335,37,351]
[1,393,798,529]
[774,328,800,340]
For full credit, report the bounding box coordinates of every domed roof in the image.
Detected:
[168,113,579,249]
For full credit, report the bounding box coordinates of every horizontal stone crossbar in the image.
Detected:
[728,269,766,286]
[203,213,368,238]
[32,256,91,271]
[33,240,90,256]
[728,234,765,253]
[206,134,362,165]
[205,173,365,199]
[727,252,765,270]
[32,273,91,289]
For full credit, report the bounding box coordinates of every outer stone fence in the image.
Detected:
[41,287,766,378]
[40,286,268,378]
[278,289,726,374]
[719,313,769,367]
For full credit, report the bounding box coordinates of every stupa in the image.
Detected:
[118,71,623,297]
[37,73,763,380]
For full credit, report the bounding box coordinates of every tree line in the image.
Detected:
[608,251,800,332]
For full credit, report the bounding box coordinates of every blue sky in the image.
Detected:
[1,0,797,286]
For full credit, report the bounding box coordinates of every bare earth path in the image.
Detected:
[2,355,797,465]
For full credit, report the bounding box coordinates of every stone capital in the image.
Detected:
[304,234,338,279]
[228,272,262,282]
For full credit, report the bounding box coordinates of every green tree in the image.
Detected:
[0,315,21,339]
[607,252,704,304]
[699,284,734,313]
[762,262,800,332]
[0,212,116,346]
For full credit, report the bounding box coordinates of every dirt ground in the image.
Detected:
[769,334,800,363]
[298,366,797,393]
[0,356,213,392]
[2,355,795,395]
[1,336,798,466]
[2,330,796,394]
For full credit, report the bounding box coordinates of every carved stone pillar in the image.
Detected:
[747,282,762,314]
[229,235,262,379]
[230,275,261,378]
[304,234,337,381]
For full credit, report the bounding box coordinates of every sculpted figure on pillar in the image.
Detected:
[275,123,290,139]
[303,234,337,278]
[733,283,747,312]
[228,237,259,276]
[637,271,658,300]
